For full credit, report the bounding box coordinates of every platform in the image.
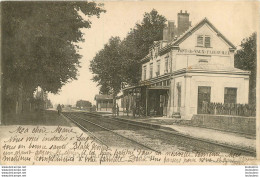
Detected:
[109,114,256,151]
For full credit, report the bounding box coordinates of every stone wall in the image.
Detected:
[191,114,256,135]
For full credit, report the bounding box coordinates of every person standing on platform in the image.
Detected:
[112,105,116,117]
[126,101,129,117]
[116,104,119,116]
[133,104,136,118]
[57,104,62,116]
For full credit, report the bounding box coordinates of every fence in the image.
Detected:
[191,114,256,135]
[201,102,256,117]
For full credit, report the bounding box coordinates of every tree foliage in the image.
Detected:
[121,9,167,84]
[235,32,257,104]
[2,2,105,113]
[90,9,167,98]
[90,37,124,96]
[76,100,92,108]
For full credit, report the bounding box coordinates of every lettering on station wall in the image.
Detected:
[178,49,230,56]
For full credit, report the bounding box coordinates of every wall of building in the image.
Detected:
[174,54,233,71]
[168,73,249,119]
[142,52,170,81]
[170,75,186,115]
[143,23,236,81]
[190,73,249,105]
[96,100,113,112]
[179,24,231,50]
[173,24,234,71]
[141,19,250,120]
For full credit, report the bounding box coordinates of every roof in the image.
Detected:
[173,63,250,75]
[142,18,237,64]
[94,95,113,100]
[171,18,236,49]
[123,73,171,91]
[140,54,151,63]
[157,18,237,56]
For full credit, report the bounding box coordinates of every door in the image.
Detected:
[163,92,168,116]
[197,86,211,114]
[160,95,164,116]
[160,94,168,116]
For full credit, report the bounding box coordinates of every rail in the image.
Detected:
[63,112,161,154]
[64,111,256,157]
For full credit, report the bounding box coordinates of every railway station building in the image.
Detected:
[95,95,113,112]
[122,11,250,119]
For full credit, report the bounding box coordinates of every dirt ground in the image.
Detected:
[2,110,71,126]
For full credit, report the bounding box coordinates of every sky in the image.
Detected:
[48,1,258,106]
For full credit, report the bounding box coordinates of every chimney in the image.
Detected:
[163,21,178,42]
[163,26,169,41]
[168,20,176,41]
[177,10,190,36]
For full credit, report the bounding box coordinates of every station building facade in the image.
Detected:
[123,11,250,119]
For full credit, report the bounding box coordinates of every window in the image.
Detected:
[156,60,160,76]
[165,58,168,73]
[166,80,170,86]
[199,59,208,63]
[198,56,211,64]
[205,36,211,48]
[197,86,211,114]
[156,82,162,86]
[197,35,211,48]
[197,35,204,46]
[143,66,147,80]
[150,63,153,78]
[224,88,237,104]
[163,80,167,86]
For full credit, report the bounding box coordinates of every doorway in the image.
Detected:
[160,92,168,116]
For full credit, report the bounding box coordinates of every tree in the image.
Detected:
[121,9,167,85]
[2,2,105,114]
[90,37,124,112]
[76,100,92,109]
[90,10,166,114]
[90,9,166,101]
[235,32,256,105]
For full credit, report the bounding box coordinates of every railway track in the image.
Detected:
[100,114,257,156]
[63,111,256,157]
[62,112,161,153]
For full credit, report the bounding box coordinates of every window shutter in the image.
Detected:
[165,58,168,73]
[205,36,211,47]
[150,63,153,78]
